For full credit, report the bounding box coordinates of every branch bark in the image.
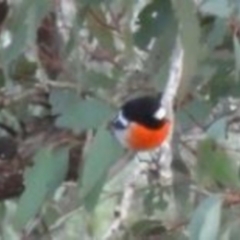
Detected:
[158,37,184,184]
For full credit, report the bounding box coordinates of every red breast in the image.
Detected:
[126,120,171,151]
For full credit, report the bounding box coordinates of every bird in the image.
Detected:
[110,94,171,151]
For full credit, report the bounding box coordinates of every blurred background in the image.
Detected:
[0,0,239,239]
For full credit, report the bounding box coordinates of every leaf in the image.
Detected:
[233,34,240,80]
[197,139,240,187]
[228,220,240,240]
[31,0,53,27]
[221,220,240,240]
[2,0,51,65]
[171,0,201,102]
[83,175,106,211]
[79,126,124,210]
[1,0,32,65]
[49,89,114,133]
[206,59,240,103]
[207,117,227,141]
[177,99,212,130]
[189,195,222,240]
[134,0,174,49]
[14,146,69,229]
[82,71,116,89]
[199,0,231,18]
[2,20,29,66]
[146,15,177,88]
[207,18,227,50]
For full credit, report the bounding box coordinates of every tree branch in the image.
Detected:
[158,37,184,184]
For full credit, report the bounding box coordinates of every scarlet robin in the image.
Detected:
[111,94,171,151]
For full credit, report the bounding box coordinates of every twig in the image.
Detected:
[161,37,184,116]
[35,79,77,90]
[88,7,120,33]
[102,163,146,240]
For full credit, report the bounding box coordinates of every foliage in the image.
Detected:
[0,0,239,239]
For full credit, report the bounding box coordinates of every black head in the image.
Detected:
[120,94,166,129]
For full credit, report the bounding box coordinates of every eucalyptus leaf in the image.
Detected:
[83,71,116,89]
[172,0,201,102]
[199,0,232,18]
[49,89,114,132]
[207,117,227,141]
[14,146,69,229]
[228,221,240,240]
[79,126,124,210]
[189,195,222,240]
[197,139,240,187]
[207,18,227,50]
[177,99,212,130]
[207,59,240,103]
[134,0,174,49]
[2,0,51,65]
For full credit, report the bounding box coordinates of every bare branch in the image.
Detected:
[162,37,184,121]
[158,37,184,184]
[103,162,147,240]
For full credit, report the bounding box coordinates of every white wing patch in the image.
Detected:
[154,107,166,120]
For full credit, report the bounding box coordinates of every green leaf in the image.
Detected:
[147,17,177,88]
[228,220,240,240]
[207,18,227,50]
[207,117,227,141]
[83,175,106,211]
[197,139,240,187]
[220,221,240,240]
[177,99,212,130]
[1,1,33,65]
[79,126,124,210]
[14,146,69,229]
[199,0,232,18]
[31,0,53,27]
[171,0,201,102]
[189,195,222,240]
[134,0,174,49]
[206,59,240,103]
[49,89,114,132]
[82,71,116,89]
[2,0,51,65]
[233,34,240,80]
